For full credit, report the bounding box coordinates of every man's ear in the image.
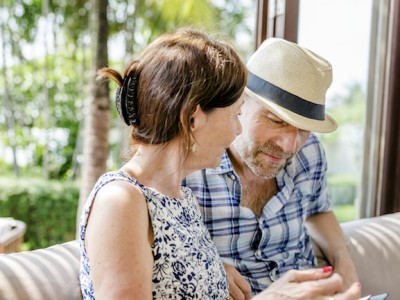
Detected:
[181,104,206,131]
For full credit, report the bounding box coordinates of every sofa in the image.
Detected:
[0,212,399,300]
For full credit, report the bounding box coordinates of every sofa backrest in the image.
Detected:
[0,240,82,300]
[314,212,400,299]
[341,213,400,299]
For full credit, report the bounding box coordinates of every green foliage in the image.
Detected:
[0,52,85,179]
[1,0,42,59]
[319,82,366,145]
[333,204,357,223]
[52,0,90,44]
[329,82,366,125]
[157,0,216,28]
[0,177,79,250]
[1,0,253,181]
[327,174,358,206]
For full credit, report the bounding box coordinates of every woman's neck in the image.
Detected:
[121,143,187,199]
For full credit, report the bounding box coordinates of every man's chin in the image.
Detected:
[259,171,280,180]
[252,163,284,179]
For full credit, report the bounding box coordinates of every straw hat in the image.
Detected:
[245,38,337,133]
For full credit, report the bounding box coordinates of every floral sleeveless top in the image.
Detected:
[79,171,229,299]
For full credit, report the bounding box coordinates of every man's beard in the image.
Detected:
[234,138,294,179]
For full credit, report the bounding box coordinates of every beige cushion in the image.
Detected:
[342,212,400,298]
[0,241,82,300]
[315,212,400,299]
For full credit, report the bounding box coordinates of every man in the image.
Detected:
[183,38,359,299]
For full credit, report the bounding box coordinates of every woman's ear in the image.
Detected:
[181,104,206,131]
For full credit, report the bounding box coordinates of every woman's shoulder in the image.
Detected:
[96,172,144,203]
[92,170,142,192]
[88,175,149,236]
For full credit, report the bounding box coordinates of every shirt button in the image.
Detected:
[230,174,236,181]
[271,269,277,276]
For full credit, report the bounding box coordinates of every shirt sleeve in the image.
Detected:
[297,134,332,217]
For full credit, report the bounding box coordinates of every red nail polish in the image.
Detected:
[322,266,333,273]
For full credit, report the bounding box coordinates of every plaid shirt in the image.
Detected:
[182,133,332,295]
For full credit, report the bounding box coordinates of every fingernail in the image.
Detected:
[355,282,362,288]
[322,266,333,273]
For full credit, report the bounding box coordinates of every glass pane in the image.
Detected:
[298,0,373,222]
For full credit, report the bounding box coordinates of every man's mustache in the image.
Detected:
[256,142,293,160]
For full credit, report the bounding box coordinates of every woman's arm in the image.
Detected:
[252,268,361,300]
[85,181,154,299]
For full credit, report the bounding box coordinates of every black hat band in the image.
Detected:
[246,71,325,121]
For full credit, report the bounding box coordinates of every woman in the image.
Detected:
[78,28,360,300]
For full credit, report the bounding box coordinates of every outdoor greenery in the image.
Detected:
[0,177,79,250]
[333,204,357,223]
[0,0,254,182]
[327,174,358,206]
[320,82,366,222]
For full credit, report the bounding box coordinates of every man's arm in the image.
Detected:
[306,211,359,291]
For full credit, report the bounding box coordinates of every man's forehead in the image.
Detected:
[244,92,278,117]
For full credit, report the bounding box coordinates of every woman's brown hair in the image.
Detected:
[98,28,247,155]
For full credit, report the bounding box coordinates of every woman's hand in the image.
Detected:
[251,268,361,300]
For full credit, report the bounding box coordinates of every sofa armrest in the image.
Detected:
[314,212,400,299]
[0,240,82,300]
[0,218,26,253]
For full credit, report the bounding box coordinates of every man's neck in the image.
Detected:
[227,146,278,217]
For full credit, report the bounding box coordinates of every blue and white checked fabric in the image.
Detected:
[182,133,332,295]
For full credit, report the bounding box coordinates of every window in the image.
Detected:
[297,0,373,221]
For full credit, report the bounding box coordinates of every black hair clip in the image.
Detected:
[116,72,140,126]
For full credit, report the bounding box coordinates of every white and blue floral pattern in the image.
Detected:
[79,171,229,299]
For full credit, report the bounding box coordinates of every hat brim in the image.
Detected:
[245,87,338,133]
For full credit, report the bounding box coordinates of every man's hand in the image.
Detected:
[224,263,252,300]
